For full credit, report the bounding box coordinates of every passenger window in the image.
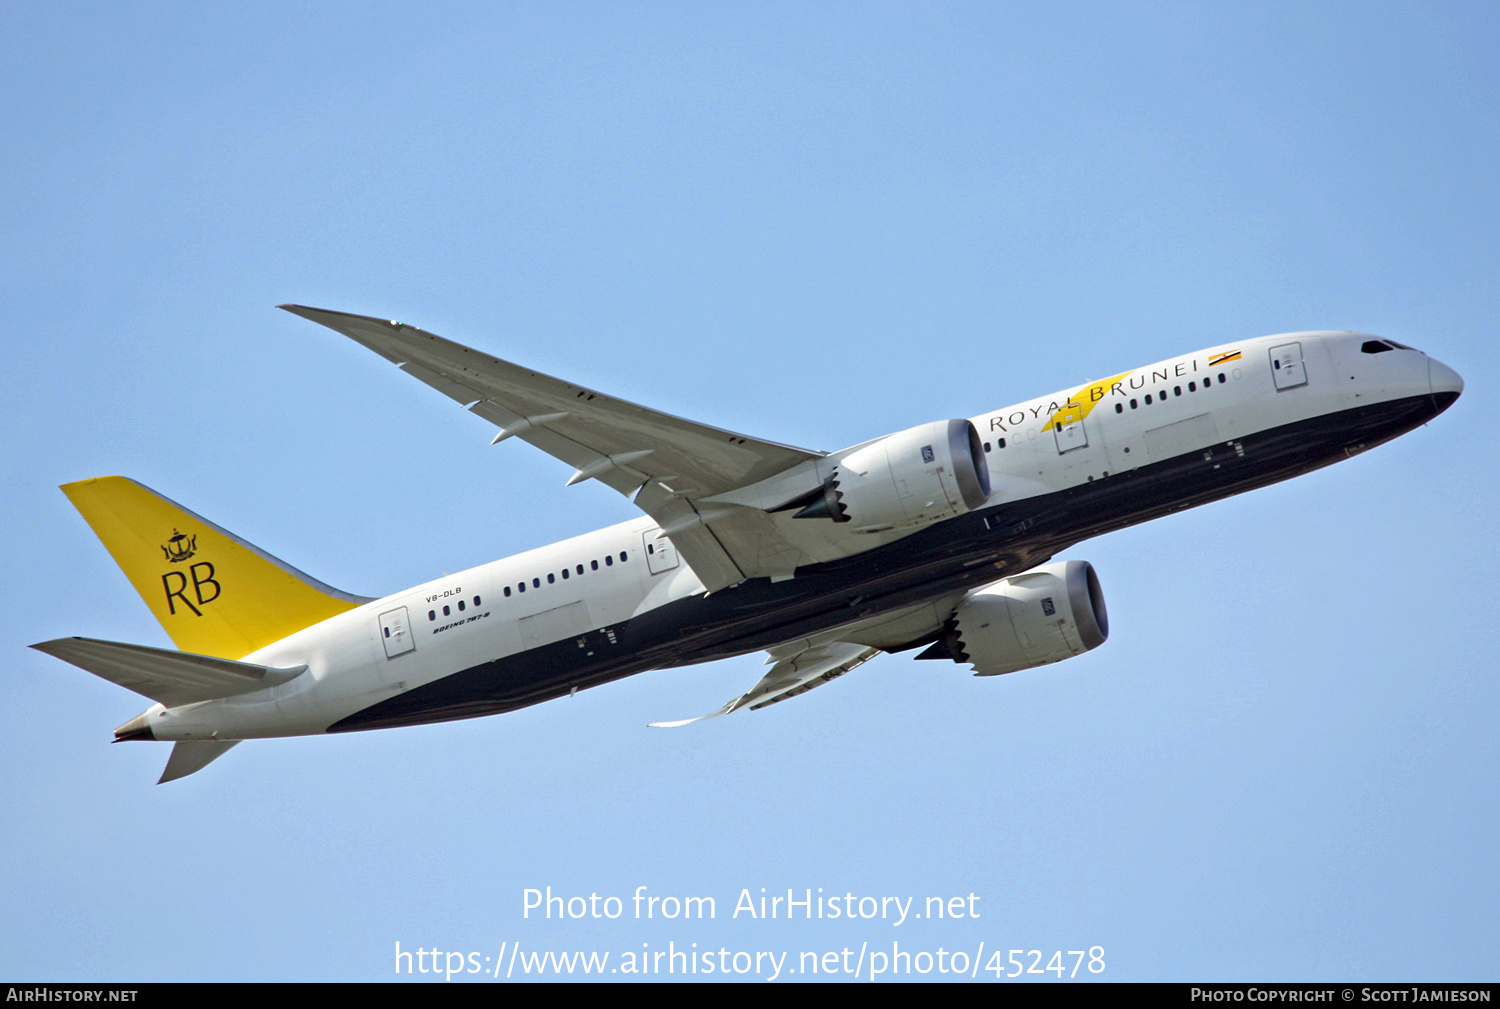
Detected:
[503,587,511,597]
[532,578,540,588]
[518,583,525,593]
[1130,399,1138,409]
[474,596,481,606]
[983,441,991,452]
[1174,386,1181,396]
[1189,381,1196,391]
[577,564,584,575]
[428,610,436,621]
[443,605,450,616]
[606,556,613,566]
[458,600,465,611]
[998,438,1006,448]
[621,551,627,562]
[562,568,569,579]
[1145,394,1152,404]
[1218,373,1226,383]
[547,573,555,584]
[591,560,599,571]
[1115,404,1123,413]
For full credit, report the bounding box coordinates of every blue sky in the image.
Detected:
[2,2,1496,981]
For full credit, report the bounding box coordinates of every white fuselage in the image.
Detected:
[144,331,1460,741]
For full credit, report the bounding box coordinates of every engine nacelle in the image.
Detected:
[796,419,990,532]
[919,560,1109,676]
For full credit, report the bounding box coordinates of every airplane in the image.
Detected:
[32,307,1464,782]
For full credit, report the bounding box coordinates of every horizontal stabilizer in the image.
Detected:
[31,637,306,708]
[650,642,879,727]
[159,740,239,784]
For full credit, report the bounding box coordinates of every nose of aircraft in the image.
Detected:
[1428,357,1464,414]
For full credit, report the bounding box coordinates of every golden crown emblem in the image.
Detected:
[161,529,197,563]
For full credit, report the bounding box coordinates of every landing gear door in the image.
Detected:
[1270,342,1308,391]
[379,606,416,658]
[643,528,680,575]
[1052,403,1089,454]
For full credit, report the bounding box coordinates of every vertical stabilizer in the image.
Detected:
[61,476,370,659]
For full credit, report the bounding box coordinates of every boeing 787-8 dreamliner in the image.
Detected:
[33,307,1463,782]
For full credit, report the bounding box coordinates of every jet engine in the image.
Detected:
[918,560,1109,676]
[794,419,991,532]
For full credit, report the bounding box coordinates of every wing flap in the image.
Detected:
[32,637,307,708]
[400,360,481,405]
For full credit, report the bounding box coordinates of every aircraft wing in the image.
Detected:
[282,305,824,591]
[649,641,880,727]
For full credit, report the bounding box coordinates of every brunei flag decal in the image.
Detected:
[1209,350,1242,367]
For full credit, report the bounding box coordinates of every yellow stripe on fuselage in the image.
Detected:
[1052,370,1135,428]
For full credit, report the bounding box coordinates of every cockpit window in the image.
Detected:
[1361,340,1394,354]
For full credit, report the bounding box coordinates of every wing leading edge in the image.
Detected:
[281,305,824,591]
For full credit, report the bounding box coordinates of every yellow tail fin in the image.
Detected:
[62,476,370,659]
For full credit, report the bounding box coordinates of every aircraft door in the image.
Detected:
[643,529,680,575]
[379,607,416,658]
[1051,402,1089,454]
[1270,342,1308,391]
